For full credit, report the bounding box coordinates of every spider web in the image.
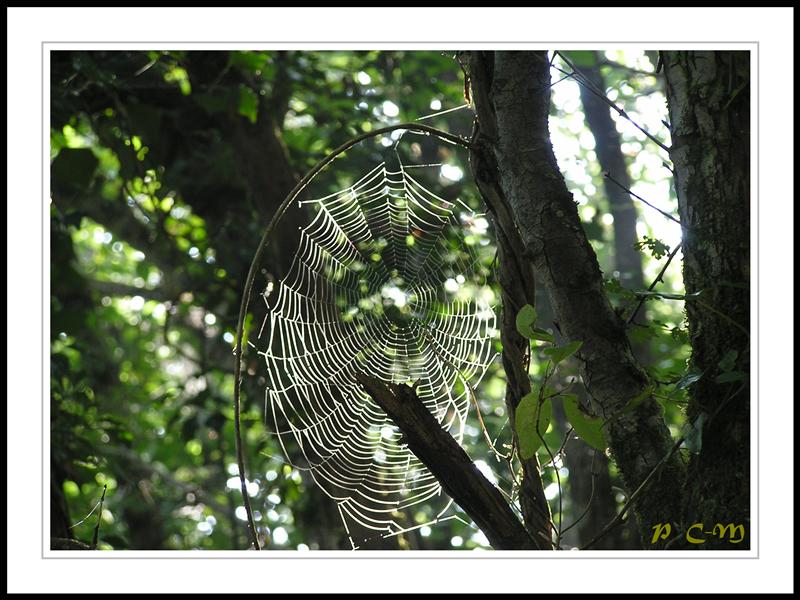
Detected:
[252,158,497,548]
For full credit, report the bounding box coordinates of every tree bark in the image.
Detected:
[356,374,542,550]
[571,55,648,549]
[663,51,751,548]
[467,50,685,546]
[469,135,554,546]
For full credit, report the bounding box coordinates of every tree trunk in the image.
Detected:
[467,50,685,546]
[468,147,554,546]
[578,53,646,292]
[573,56,648,549]
[663,51,751,548]
[537,285,640,549]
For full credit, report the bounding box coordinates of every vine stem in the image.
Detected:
[232,123,473,550]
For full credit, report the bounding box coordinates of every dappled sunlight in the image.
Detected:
[49,48,721,555]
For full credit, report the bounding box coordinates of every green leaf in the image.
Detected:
[634,235,671,259]
[563,50,597,68]
[516,392,552,460]
[515,304,537,339]
[563,394,607,452]
[714,370,749,384]
[529,328,556,343]
[515,304,555,343]
[543,340,583,365]
[718,350,739,373]
[229,51,270,72]
[238,85,259,124]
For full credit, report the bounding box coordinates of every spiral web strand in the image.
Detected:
[254,160,497,548]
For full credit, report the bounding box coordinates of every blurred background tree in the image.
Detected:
[50,50,690,550]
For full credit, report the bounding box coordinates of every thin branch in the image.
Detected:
[536,362,562,549]
[603,171,681,225]
[553,51,671,154]
[581,434,685,550]
[91,485,107,549]
[560,449,599,539]
[626,243,682,325]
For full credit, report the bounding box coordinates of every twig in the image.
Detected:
[603,171,681,225]
[534,362,562,549]
[626,243,682,325]
[542,424,574,468]
[553,51,671,154]
[560,450,599,538]
[91,485,107,549]
[581,434,684,550]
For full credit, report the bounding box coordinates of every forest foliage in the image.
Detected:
[50,49,693,550]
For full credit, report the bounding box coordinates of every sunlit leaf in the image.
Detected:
[238,85,259,123]
[515,305,555,343]
[515,304,537,338]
